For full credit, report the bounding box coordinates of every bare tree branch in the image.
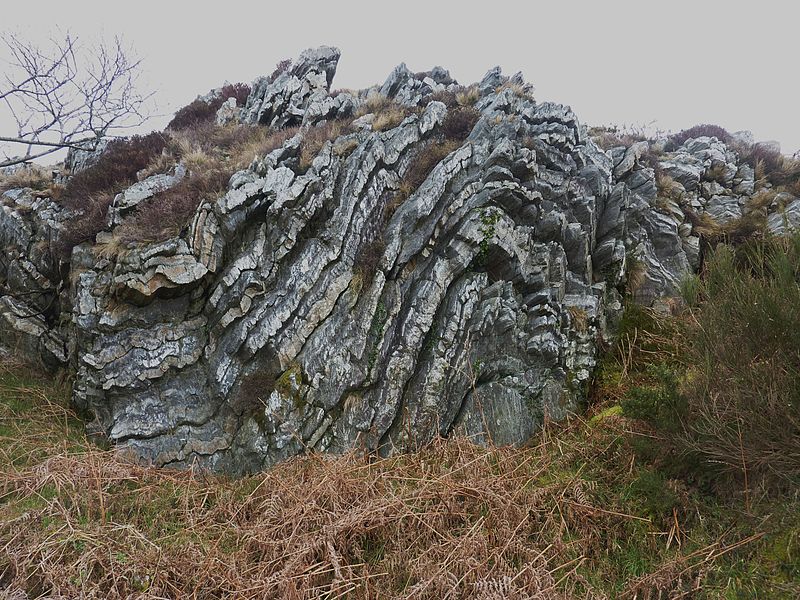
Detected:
[0,31,153,169]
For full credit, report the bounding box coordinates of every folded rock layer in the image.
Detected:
[1,46,793,472]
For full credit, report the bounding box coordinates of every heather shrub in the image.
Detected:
[116,169,230,244]
[56,134,167,258]
[398,139,460,200]
[221,83,251,107]
[167,83,251,131]
[665,124,733,151]
[739,142,788,182]
[62,133,167,206]
[427,89,458,108]
[440,106,480,141]
[56,192,116,256]
[0,165,51,195]
[113,123,305,245]
[353,238,386,286]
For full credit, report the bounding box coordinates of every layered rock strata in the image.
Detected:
[1,46,795,472]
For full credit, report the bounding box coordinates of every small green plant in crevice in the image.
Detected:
[469,358,484,386]
[232,368,276,424]
[623,250,647,297]
[477,208,501,258]
[273,362,307,411]
[623,469,680,523]
[422,323,439,353]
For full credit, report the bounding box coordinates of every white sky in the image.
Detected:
[2,0,799,157]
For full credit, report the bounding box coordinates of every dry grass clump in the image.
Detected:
[298,118,354,171]
[115,169,230,244]
[588,126,650,151]
[167,122,300,172]
[356,94,393,117]
[495,81,531,99]
[1,355,755,600]
[372,105,409,132]
[0,166,52,195]
[655,173,683,201]
[4,285,800,600]
[354,95,418,133]
[455,85,480,107]
[683,203,770,247]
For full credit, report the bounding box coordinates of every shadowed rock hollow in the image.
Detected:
[1,46,790,472]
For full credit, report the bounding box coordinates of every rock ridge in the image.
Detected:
[1,46,796,472]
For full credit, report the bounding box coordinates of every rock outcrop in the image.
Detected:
[0,189,70,369]
[1,46,796,472]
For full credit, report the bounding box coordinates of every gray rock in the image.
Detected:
[64,139,109,174]
[659,156,704,191]
[378,63,455,107]
[706,195,742,223]
[478,67,505,95]
[241,46,344,128]
[768,198,800,234]
[4,46,799,475]
[732,130,754,146]
[612,142,648,179]
[58,60,634,472]
[215,97,241,126]
[107,165,187,226]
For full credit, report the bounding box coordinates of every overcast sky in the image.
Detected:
[3,0,799,157]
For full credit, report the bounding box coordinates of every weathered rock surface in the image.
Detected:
[64,139,110,174]
[0,46,794,473]
[0,189,70,369]
[107,165,187,226]
[241,46,357,128]
[768,197,800,234]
